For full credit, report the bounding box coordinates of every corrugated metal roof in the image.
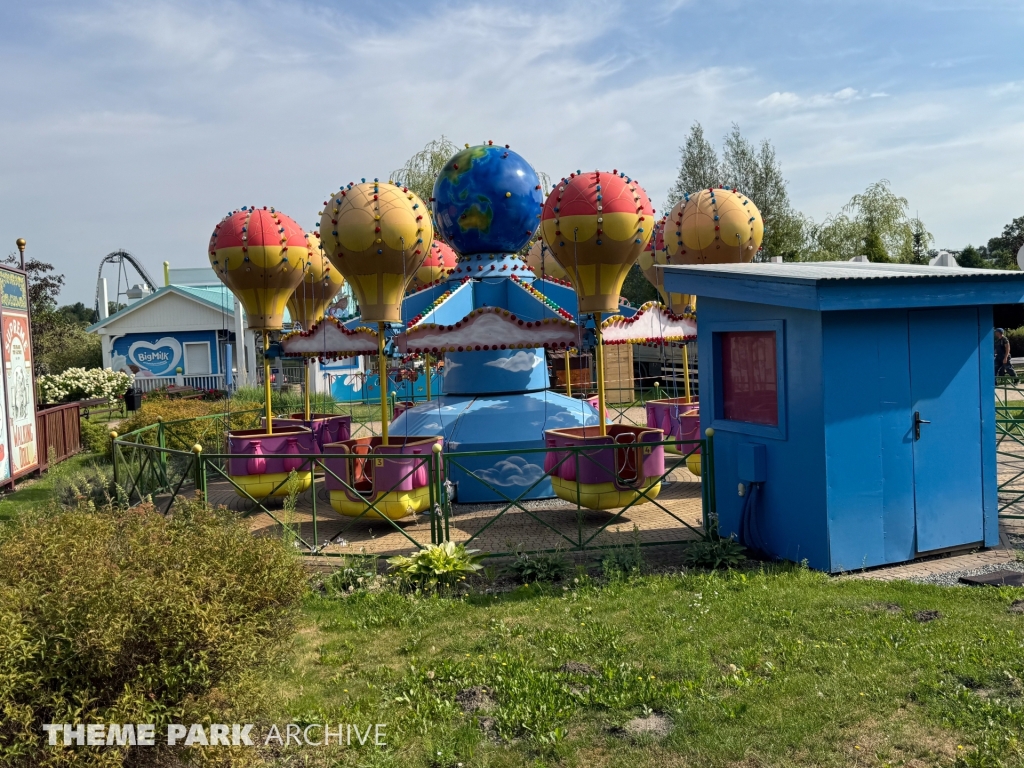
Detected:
[659,261,1024,282]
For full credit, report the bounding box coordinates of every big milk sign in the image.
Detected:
[0,268,37,480]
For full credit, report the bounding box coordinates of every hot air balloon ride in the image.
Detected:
[209,206,318,498]
[411,240,456,290]
[272,232,354,445]
[316,179,440,518]
[644,186,764,474]
[525,238,570,282]
[539,170,667,509]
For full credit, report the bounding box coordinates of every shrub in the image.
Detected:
[111,399,261,457]
[387,542,486,592]
[0,497,305,767]
[324,551,381,594]
[682,537,748,570]
[77,417,110,455]
[51,461,116,509]
[505,549,571,583]
[37,367,133,405]
[1006,327,1024,358]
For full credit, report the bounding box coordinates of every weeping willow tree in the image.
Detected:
[390,136,460,204]
[807,180,932,263]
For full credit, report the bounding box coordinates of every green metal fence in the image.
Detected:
[111,406,715,558]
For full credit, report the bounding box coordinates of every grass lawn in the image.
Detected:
[0,452,98,524]
[269,566,1024,768]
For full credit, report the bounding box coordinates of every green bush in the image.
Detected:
[505,549,571,583]
[682,537,748,570]
[51,461,115,509]
[77,417,109,456]
[111,399,260,458]
[0,497,305,767]
[387,542,486,592]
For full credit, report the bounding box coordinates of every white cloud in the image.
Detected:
[473,457,546,487]
[484,351,543,373]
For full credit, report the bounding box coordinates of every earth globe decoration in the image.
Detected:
[432,143,543,255]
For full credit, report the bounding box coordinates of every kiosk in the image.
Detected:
[662,261,1024,572]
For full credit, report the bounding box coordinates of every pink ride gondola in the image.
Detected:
[322,435,442,520]
[645,398,701,474]
[226,426,316,498]
[543,424,665,510]
[269,413,352,450]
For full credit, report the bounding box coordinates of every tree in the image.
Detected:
[390,135,460,204]
[620,263,659,308]
[911,217,932,265]
[57,302,98,325]
[721,124,805,261]
[666,123,805,261]
[957,245,986,269]
[986,215,1024,270]
[666,123,721,208]
[807,180,929,263]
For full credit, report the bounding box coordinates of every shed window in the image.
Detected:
[720,331,778,426]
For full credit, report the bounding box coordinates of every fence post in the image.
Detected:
[156,417,168,489]
[431,443,442,544]
[704,427,716,532]
[192,444,206,501]
[110,431,119,489]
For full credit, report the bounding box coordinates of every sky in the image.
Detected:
[2,0,1023,306]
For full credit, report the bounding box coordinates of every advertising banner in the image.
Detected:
[0,268,37,477]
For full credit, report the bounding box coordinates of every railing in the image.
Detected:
[132,375,226,393]
[111,409,715,559]
[36,402,83,470]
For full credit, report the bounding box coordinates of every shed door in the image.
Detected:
[909,308,984,553]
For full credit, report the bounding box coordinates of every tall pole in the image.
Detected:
[15,238,25,270]
[683,343,692,403]
[594,312,607,437]
[378,322,388,445]
[564,350,572,398]
[424,354,432,403]
[303,361,311,420]
[263,330,273,435]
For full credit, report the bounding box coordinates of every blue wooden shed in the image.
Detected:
[660,261,1024,572]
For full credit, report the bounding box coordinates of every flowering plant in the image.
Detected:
[37,367,134,405]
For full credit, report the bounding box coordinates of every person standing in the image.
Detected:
[995,328,1016,378]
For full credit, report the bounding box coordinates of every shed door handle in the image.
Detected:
[914,411,931,441]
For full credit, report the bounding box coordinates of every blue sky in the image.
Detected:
[2,0,1023,304]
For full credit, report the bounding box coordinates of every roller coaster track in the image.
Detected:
[94,250,159,317]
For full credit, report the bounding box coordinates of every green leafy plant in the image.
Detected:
[683,537,748,570]
[505,549,571,583]
[325,550,380,594]
[387,541,486,592]
[51,461,115,509]
[602,524,645,579]
[77,416,110,455]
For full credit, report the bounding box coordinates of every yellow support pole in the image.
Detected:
[378,322,388,446]
[263,330,273,435]
[425,354,432,403]
[565,350,572,398]
[594,312,607,437]
[304,361,311,421]
[683,342,692,403]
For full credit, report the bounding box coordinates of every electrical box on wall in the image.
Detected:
[737,443,767,483]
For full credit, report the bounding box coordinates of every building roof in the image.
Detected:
[659,261,1024,311]
[87,284,235,333]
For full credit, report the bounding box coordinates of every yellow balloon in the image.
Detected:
[524,239,569,281]
[664,188,763,265]
[320,182,432,323]
[287,233,345,328]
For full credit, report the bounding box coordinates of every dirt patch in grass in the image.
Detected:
[913,609,941,623]
[622,713,673,740]
[559,660,599,676]
[842,713,961,768]
[1009,599,1024,614]
[455,685,496,714]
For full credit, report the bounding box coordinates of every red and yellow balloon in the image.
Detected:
[209,207,309,330]
[540,170,654,313]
